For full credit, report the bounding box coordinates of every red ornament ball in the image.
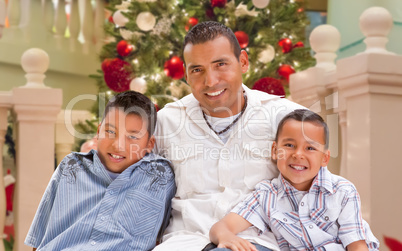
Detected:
[102,58,133,92]
[293,41,304,48]
[277,64,295,81]
[154,103,160,112]
[116,40,134,57]
[205,7,215,18]
[211,0,227,8]
[278,38,293,53]
[108,15,114,24]
[164,56,185,80]
[252,77,285,97]
[185,17,199,32]
[235,31,249,49]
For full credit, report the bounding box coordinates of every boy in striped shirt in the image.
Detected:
[25,91,176,251]
[209,109,379,251]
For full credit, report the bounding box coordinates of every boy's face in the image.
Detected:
[97,107,155,173]
[272,119,330,191]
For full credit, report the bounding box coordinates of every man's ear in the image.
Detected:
[239,50,249,73]
[271,142,278,161]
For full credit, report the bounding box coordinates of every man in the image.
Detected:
[153,21,304,251]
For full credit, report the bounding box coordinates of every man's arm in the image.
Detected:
[209,212,257,251]
[346,240,368,251]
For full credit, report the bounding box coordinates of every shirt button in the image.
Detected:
[301,202,304,206]
[109,190,114,195]
[91,241,96,245]
[101,216,106,221]
[325,216,329,221]
[309,225,314,229]
[283,218,287,222]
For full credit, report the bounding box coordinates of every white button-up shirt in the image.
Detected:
[154,85,304,249]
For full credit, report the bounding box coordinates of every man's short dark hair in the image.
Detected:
[183,21,241,61]
[275,109,329,149]
[102,91,157,137]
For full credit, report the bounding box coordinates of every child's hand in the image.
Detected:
[217,236,258,251]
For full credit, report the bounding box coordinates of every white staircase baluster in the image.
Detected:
[68,0,80,52]
[54,0,67,49]
[78,0,94,54]
[93,0,105,52]
[41,0,55,32]
[7,0,20,27]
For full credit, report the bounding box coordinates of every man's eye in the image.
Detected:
[191,68,202,73]
[106,130,115,134]
[307,146,316,151]
[128,135,138,140]
[284,143,294,148]
[217,62,226,67]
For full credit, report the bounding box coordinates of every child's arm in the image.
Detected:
[346,240,369,251]
[209,212,257,251]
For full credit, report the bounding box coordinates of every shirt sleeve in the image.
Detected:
[337,186,379,250]
[24,158,64,248]
[231,182,272,233]
[156,160,176,242]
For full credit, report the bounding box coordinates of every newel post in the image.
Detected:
[336,7,402,249]
[12,48,62,251]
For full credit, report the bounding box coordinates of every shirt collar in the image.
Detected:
[310,166,335,194]
[75,150,170,176]
[277,166,334,198]
[164,84,281,110]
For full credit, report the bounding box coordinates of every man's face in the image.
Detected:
[272,119,330,191]
[183,36,249,118]
[97,107,155,173]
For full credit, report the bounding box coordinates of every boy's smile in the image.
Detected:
[97,107,155,173]
[272,119,330,191]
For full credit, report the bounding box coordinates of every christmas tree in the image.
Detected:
[91,0,315,112]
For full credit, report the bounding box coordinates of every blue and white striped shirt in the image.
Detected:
[25,150,176,251]
[233,166,379,251]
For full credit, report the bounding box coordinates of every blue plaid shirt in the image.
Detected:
[233,166,379,251]
[25,150,176,251]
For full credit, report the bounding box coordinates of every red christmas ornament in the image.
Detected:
[185,17,199,32]
[116,40,134,57]
[252,77,285,97]
[384,236,402,251]
[293,41,304,48]
[102,58,133,92]
[205,7,215,18]
[164,56,185,80]
[235,31,249,49]
[108,15,114,24]
[277,64,295,81]
[278,38,293,53]
[211,0,227,8]
[154,103,160,112]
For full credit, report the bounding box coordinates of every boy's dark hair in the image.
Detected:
[183,21,241,61]
[102,91,157,137]
[276,109,329,149]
